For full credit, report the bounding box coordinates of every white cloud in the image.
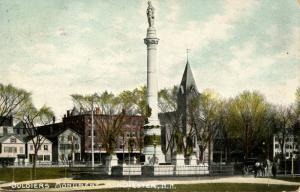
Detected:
[1,0,298,120]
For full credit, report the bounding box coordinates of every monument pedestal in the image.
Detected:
[172,154,185,166]
[105,154,118,175]
[189,154,198,165]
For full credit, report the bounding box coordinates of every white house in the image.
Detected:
[58,128,81,163]
[26,135,52,164]
[273,134,299,160]
[0,134,26,164]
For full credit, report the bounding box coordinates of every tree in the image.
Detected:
[0,83,31,125]
[270,105,297,161]
[189,89,222,163]
[158,86,183,158]
[294,88,300,150]
[296,88,300,117]
[71,89,144,156]
[227,91,269,159]
[17,101,54,170]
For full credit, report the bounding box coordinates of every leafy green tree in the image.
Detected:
[227,91,269,159]
[0,83,31,125]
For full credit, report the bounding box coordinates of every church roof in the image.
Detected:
[178,61,199,96]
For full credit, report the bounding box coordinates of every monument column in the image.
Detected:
[143,1,165,164]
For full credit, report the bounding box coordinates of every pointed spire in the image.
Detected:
[179,58,199,95]
[186,48,190,64]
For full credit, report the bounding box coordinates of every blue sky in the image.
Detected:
[0,0,299,119]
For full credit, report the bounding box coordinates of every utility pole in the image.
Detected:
[91,95,95,169]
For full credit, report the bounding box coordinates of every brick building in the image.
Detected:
[37,108,144,163]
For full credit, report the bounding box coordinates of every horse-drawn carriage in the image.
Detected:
[243,158,268,177]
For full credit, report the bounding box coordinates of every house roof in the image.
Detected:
[23,135,52,144]
[0,134,25,143]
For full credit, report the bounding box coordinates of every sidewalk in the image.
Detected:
[0,176,299,191]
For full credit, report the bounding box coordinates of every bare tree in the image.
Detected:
[71,89,144,157]
[158,86,184,158]
[270,105,296,161]
[189,89,222,163]
[0,83,30,125]
[17,102,54,169]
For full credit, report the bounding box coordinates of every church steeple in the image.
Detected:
[177,55,200,134]
[178,59,199,96]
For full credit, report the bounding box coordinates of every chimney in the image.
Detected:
[52,116,56,123]
[67,110,70,117]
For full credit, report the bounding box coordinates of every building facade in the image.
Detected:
[58,128,81,163]
[26,135,52,163]
[273,134,299,160]
[0,135,26,164]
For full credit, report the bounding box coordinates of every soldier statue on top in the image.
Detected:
[147,1,155,27]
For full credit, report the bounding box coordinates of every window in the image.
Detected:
[20,147,23,153]
[68,135,72,141]
[75,144,80,150]
[275,144,279,149]
[30,145,33,151]
[60,136,64,142]
[10,138,16,143]
[88,130,91,136]
[44,145,48,151]
[44,155,50,161]
[3,127,7,135]
[4,147,9,152]
[13,147,17,153]
[38,155,43,161]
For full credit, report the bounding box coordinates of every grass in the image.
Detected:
[88,183,299,192]
[0,168,70,182]
[273,176,300,183]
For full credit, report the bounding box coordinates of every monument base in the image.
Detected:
[105,154,118,175]
[143,145,165,165]
[189,154,198,165]
[172,154,185,165]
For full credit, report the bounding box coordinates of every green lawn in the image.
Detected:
[0,168,70,182]
[274,176,300,183]
[88,183,299,192]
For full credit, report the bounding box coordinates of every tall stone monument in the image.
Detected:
[143,1,165,164]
